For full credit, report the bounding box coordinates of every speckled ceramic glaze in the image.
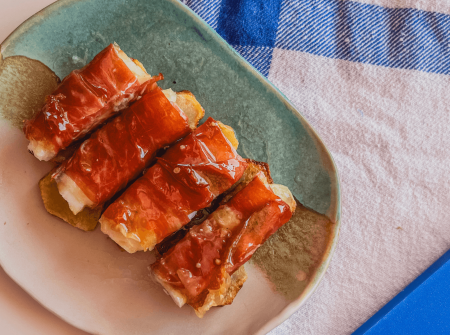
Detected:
[0,0,341,334]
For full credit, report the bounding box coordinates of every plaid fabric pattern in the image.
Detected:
[182,0,450,76]
[178,1,450,334]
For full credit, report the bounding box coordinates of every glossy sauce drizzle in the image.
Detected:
[151,174,293,309]
[24,44,147,154]
[57,80,191,206]
[102,118,248,247]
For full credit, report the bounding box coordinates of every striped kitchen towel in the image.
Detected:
[181,1,450,334]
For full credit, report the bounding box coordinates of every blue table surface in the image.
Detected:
[353,249,450,334]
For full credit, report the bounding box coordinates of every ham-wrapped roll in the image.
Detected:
[54,79,204,215]
[99,117,248,253]
[24,43,152,161]
[151,173,296,317]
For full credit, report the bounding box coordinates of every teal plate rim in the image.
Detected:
[1,0,342,334]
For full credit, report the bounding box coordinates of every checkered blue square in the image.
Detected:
[183,0,450,76]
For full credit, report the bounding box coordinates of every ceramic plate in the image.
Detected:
[0,0,341,334]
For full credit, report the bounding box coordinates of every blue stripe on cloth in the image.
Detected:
[231,45,274,76]
[184,0,223,30]
[216,0,283,46]
[183,0,281,76]
[276,0,450,74]
[215,0,284,76]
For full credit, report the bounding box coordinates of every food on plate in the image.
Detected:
[99,118,248,253]
[155,158,274,255]
[39,172,101,231]
[1,26,322,323]
[24,43,152,161]
[52,78,204,215]
[151,173,296,317]
[19,40,299,318]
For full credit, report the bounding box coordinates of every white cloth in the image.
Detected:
[268,48,450,334]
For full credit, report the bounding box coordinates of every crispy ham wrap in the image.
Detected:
[24,43,153,161]
[99,118,248,253]
[151,173,295,317]
[53,80,204,215]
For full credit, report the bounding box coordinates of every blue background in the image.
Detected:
[353,249,450,334]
